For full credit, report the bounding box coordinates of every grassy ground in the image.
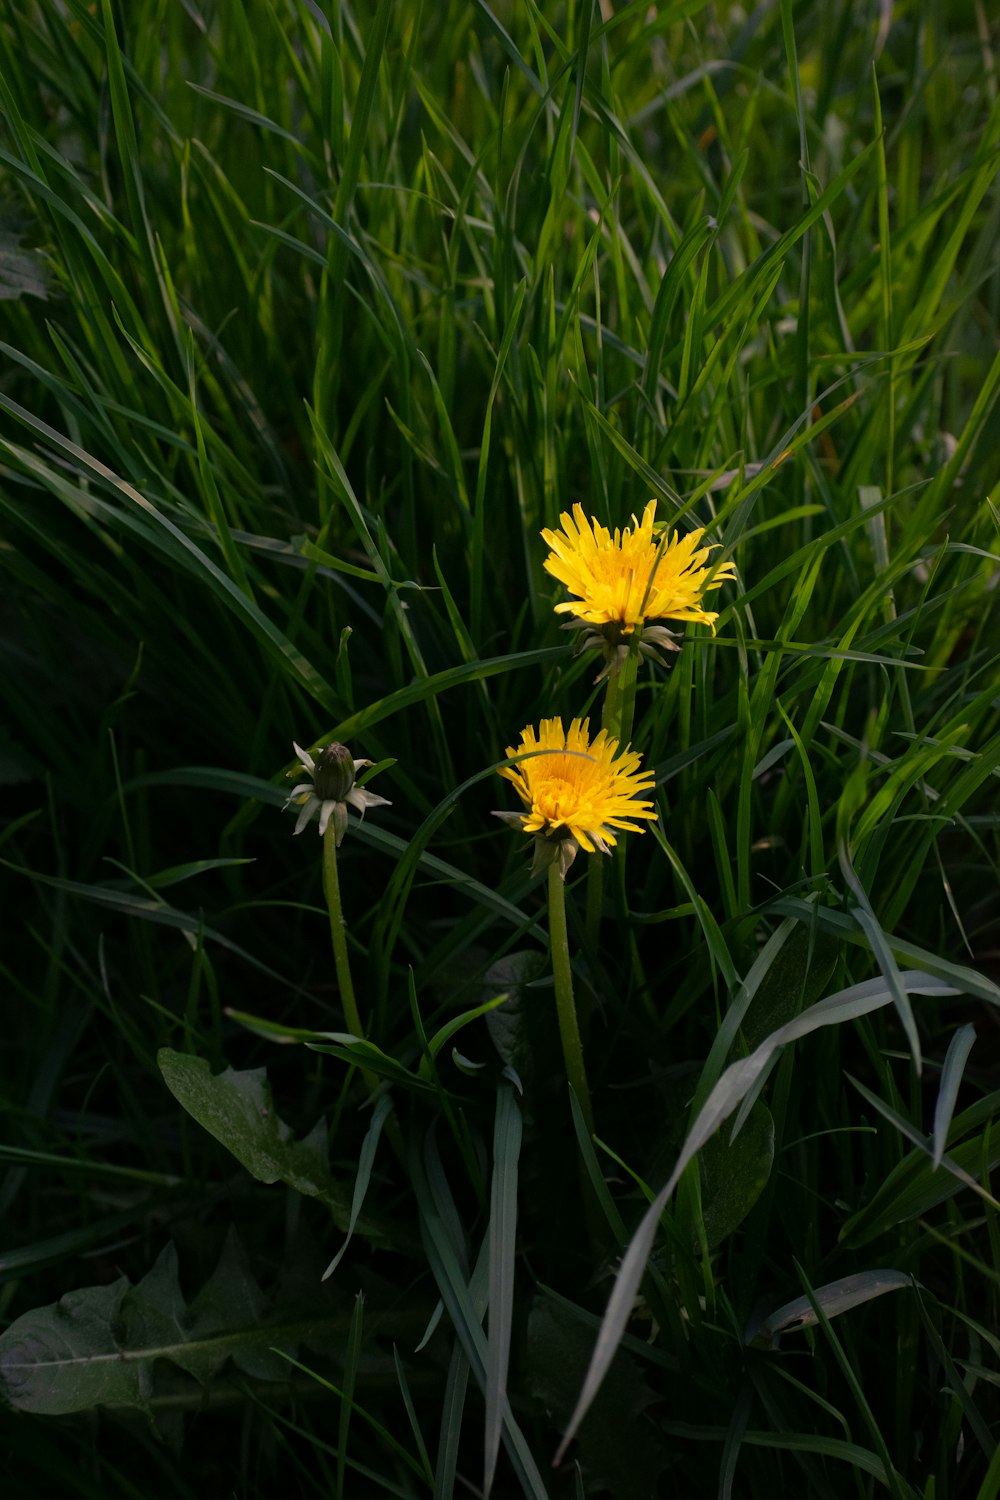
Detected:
[1,0,998,1495]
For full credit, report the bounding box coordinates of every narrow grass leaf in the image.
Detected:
[912,1290,997,1463]
[0,400,340,710]
[769,898,1000,1007]
[746,1270,912,1349]
[434,1342,473,1500]
[932,1023,977,1170]
[421,993,514,1076]
[0,1206,178,1282]
[719,1383,753,1500]
[555,971,957,1461]
[840,1104,1000,1247]
[306,1037,439,1097]
[790,1261,910,1500]
[271,1348,429,1482]
[485,1082,523,1497]
[573,1099,629,1246]
[323,1093,394,1279]
[3,861,298,987]
[411,1143,550,1499]
[846,1074,1000,1215]
[337,1292,365,1500]
[393,1345,434,1486]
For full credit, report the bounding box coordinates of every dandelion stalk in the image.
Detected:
[588,640,640,947]
[322,823,388,1104]
[284,739,391,1095]
[322,822,366,1045]
[548,861,594,1136]
[601,639,640,747]
[541,504,732,947]
[495,717,657,1133]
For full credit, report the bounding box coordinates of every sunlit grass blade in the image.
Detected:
[932,1022,978,1170]
[410,1140,550,1500]
[555,970,958,1460]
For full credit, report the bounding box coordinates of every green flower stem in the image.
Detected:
[601,640,640,747]
[322,826,403,1160]
[588,638,641,948]
[323,824,366,1044]
[547,862,594,1136]
[323,827,381,1104]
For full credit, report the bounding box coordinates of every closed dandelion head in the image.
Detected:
[494,717,657,878]
[541,500,736,677]
[284,741,391,845]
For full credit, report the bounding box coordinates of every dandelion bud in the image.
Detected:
[314,742,361,803]
[284,740,390,842]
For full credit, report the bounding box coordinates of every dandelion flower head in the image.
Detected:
[497,717,656,864]
[284,741,390,843]
[541,499,735,634]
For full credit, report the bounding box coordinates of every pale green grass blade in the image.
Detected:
[932,1023,977,1170]
[322,1094,394,1279]
[789,1262,916,1500]
[847,1074,1000,1215]
[555,971,957,1459]
[411,1143,550,1499]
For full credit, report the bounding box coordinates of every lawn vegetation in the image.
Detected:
[1,1,998,1496]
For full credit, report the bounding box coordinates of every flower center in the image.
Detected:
[533,775,585,827]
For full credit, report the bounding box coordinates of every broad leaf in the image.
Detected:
[0,221,49,301]
[698,1099,774,1250]
[483,949,553,1096]
[0,1233,340,1417]
[157,1049,349,1212]
[741,925,839,1051]
[526,1295,665,1498]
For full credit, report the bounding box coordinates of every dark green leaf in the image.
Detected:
[0,1234,343,1417]
[525,1295,666,1498]
[157,1049,347,1210]
[698,1100,774,1250]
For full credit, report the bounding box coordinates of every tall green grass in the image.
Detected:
[1,0,998,1495]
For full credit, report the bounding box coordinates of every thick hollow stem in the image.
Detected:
[323,824,365,1043]
[547,862,594,1136]
[601,641,640,748]
[323,827,403,1157]
[589,641,640,947]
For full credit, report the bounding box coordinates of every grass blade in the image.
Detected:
[555,970,957,1461]
[932,1023,977,1170]
[484,1081,523,1497]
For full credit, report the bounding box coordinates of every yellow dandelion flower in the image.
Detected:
[542,499,736,638]
[495,716,656,875]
